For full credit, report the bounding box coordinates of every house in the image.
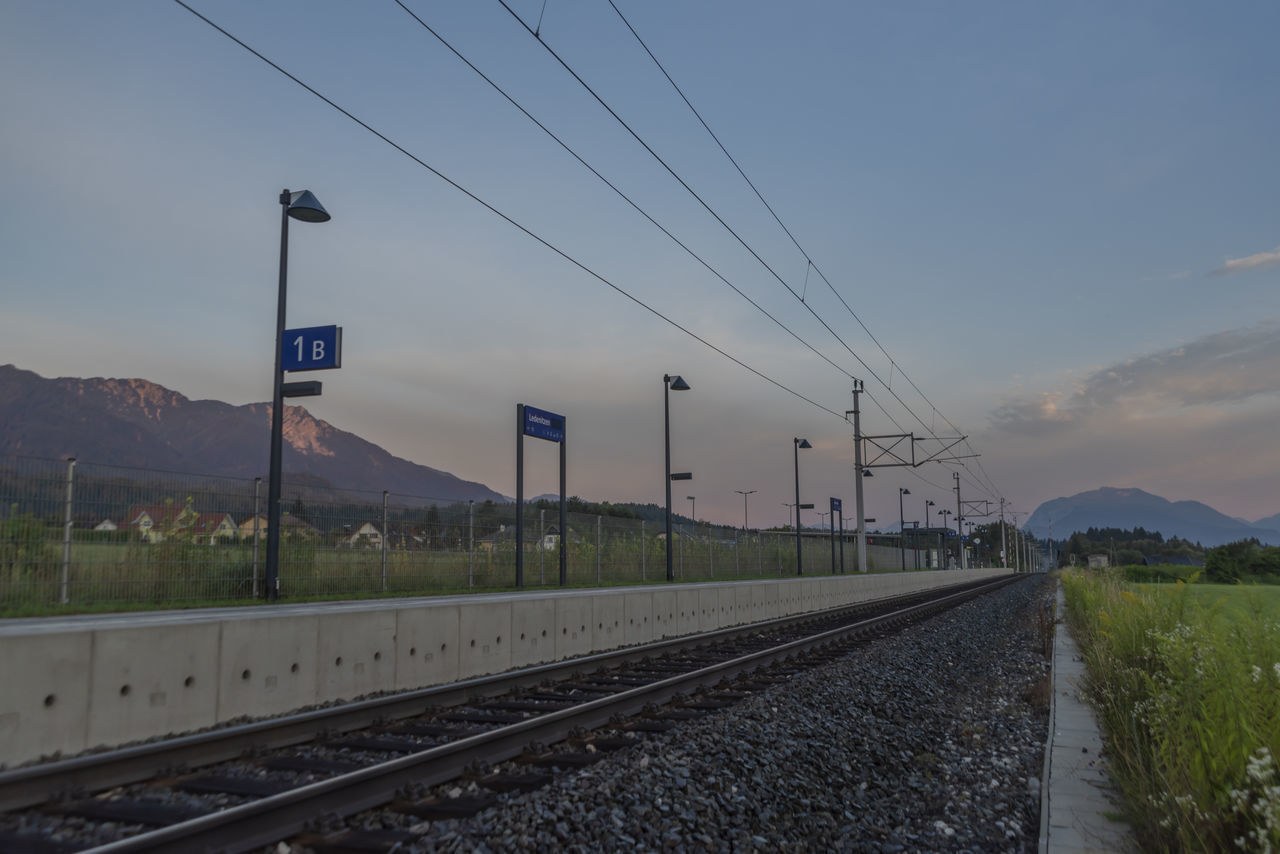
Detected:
[346,521,382,549]
[538,525,583,550]
[93,519,118,532]
[239,514,320,542]
[239,515,268,542]
[478,525,514,552]
[192,513,238,544]
[128,503,198,543]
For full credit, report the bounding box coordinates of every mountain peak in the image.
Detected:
[0,365,504,503]
[1028,487,1280,546]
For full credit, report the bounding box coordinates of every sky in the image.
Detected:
[3,1,1279,532]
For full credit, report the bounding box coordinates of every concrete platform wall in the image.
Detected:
[0,569,1009,766]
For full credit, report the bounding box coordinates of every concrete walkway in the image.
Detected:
[1039,584,1135,853]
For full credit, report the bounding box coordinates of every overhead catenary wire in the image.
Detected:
[500,0,1003,502]
[605,1,1006,502]
[391,0,864,387]
[172,0,849,423]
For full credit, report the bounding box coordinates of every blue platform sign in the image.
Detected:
[283,325,342,372]
[523,405,565,443]
[830,498,843,513]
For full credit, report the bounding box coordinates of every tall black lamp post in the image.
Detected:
[898,487,911,572]
[793,437,811,574]
[663,374,691,581]
[266,189,330,601]
[939,508,953,567]
[735,489,756,531]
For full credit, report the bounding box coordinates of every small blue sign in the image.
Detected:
[523,405,565,443]
[830,498,843,513]
[283,325,342,372]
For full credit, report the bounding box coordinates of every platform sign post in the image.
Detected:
[831,497,843,574]
[516,404,567,587]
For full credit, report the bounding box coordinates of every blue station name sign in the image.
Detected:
[522,405,565,443]
[830,498,843,513]
[283,325,342,372]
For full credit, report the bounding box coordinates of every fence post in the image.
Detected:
[381,490,388,591]
[679,524,684,579]
[60,458,76,604]
[539,509,545,585]
[252,477,261,598]
[596,515,602,584]
[468,499,475,588]
[709,529,714,578]
[641,520,646,581]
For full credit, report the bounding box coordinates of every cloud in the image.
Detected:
[991,322,1280,434]
[1210,246,1280,276]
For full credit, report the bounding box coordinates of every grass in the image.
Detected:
[1061,568,1280,851]
[2,535,896,618]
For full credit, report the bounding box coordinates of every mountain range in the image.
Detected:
[4,365,1278,544]
[0,364,504,504]
[1026,486,1280,548]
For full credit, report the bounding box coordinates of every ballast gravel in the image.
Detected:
[367,575,1055,853]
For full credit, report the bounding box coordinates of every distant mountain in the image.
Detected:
[1026,487,1280,547]
[0,364,505,504]
[1255,512,1280,531]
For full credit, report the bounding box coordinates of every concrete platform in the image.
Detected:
[1040,584,1135,853]
[0,568,1009,767]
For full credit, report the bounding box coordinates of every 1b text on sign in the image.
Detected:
[283,325,342,372]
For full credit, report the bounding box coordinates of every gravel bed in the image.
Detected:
[344,574,1055,853]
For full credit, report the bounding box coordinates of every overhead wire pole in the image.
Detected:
[848,381,868,573]
[1000,497,1008,569]
[953,471,967,570]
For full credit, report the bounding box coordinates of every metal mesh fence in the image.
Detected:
[0,453,915,612]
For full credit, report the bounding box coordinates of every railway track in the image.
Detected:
[0,575,1023,853]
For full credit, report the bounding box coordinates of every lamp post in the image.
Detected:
[924,499,936,568]
[735,489,756,531]
[663,374,691,582]
[688,496,696,526]
[793,438,811,574]
[912,521,920,569]
[265,189,330,602]
[897,487,911,572]
[939,508,953,568]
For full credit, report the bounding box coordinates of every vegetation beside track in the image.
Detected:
[1061,568,1280,851]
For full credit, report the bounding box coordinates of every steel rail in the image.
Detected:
[81,575,1021,854]
[0,577,1002,812]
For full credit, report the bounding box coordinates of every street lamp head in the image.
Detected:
[862,468,874,477]
[900,487,911,495]
[284,189,331,223]
[795,438,812,449]
[926,499,935,506]
[665,374,691,391]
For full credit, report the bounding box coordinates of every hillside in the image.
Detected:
[1026,486,1280,547]
[0,364,505,503]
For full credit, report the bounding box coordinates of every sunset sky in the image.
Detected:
[3,1,1278,530]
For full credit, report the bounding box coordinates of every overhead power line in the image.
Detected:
[499,0,1002,502]
[605,1,1005,502]
[172,0,848,422]
[392,0,861,385]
